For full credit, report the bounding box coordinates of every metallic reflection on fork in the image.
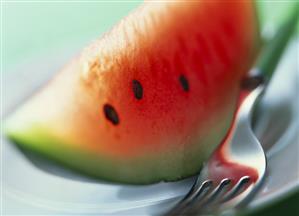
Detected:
[166,85,266,216]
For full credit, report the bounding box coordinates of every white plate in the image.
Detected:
[1,40,298,215]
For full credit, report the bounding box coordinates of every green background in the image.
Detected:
[2,1,298,215]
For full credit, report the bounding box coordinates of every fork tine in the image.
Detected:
[182,179,213,203]
[221,176,251,202]
[165,180,213,216]
[182,178,231,215]
[190,180,214,201]
[203,178,231,205]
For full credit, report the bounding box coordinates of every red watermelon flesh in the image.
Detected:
[5,1,260,184]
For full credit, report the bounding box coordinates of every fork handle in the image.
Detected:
[249,5,298,83]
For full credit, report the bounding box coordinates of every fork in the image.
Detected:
[165,7,298,216]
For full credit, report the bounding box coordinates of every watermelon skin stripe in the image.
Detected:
[5,1,261,184]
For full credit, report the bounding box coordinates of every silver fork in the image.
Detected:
[165,7,298,216]
[166,83,266,216]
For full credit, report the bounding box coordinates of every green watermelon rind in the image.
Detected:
[4,108,233,184]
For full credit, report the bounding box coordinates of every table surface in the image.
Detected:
[2,1,299,215]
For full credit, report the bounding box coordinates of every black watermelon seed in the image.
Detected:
[103,104,119,125]
[179,75,189,92]
[241,75,265,90]
[132,79,143,100]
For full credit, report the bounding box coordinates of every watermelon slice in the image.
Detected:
[5,1,260,184]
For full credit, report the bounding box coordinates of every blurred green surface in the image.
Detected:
[2,1,298,215]
[3,1,141,70]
